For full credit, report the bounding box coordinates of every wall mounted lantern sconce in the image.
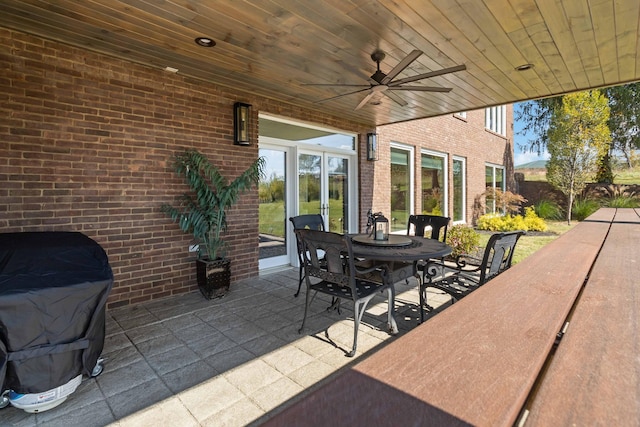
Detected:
[234,102,251,146]
[366,132,378,161]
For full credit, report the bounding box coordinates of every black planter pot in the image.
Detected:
[195,258,231,299]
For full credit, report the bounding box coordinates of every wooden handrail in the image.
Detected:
[525,208,640,425]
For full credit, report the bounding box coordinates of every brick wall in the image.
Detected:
[0,28,369,308]
[376,108,514,224]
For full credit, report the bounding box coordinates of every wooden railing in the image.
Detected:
[262,208,639,426]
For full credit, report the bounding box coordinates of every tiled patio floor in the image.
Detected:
[2,268,451,427]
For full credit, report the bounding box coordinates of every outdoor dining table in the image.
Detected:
[349,233,452,278]
[349,234,452,315]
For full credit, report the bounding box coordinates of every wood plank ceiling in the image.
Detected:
[2,0,639,126]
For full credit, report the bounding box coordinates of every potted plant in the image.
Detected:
[161,149,265,299]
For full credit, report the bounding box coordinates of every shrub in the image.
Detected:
[603,196,639,208]
[572,198,600,221]
[482,188,527,215]
[446,225,480,258]
[476,214,505,231]
[523,206,547,231]
[476,207,546,232]
[534,200,563,220]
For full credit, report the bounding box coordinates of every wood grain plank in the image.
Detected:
[526,208,640,426]
[562,0,605,87]
[536,0,591,90]
[614,0,640,82]
[490,0,563,96]
[379,0,506,108]
[509,0,576,94]
[589,0,620,83]
[454,0,535,96]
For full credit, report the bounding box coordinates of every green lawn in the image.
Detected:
[522,166,640,184]
[613,166,640,184]
[476,221,576,265]
[259,198,347,237]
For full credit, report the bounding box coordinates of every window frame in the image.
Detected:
[484,105,506,136]
[389,143,415,233]
[420,149,448,217]
[452,156,466,223]
[485,163,505,214]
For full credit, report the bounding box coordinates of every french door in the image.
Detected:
[258,143,355,270]
[258,146,289,270]
[297,151,351,234]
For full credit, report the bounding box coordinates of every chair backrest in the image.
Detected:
[289,214,325,262]
[289,214,325,232]
[477,230,526,284]
[407,214,450,242]
[296,229,355,291]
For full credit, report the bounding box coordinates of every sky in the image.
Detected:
[513,102,550,166]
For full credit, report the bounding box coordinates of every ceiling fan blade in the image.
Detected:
[316,88,370,103]
[389,64,466,86]
[388,85,452,92]
[354,91,375,110]
[302,83,372,88]
[382,91,408,107]
[381,50,423,85]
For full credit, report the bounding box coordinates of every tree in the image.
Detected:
[546,90,611,224]
[517,83,640,169]
[603,83,640,168]
[514,98,562,154]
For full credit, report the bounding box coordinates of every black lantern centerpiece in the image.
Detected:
[373,213,389,241]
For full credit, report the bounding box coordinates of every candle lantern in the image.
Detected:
[373,214,389,241]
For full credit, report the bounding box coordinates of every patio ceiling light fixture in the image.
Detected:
[367,133,378,161]
[195,37,216,47]
[515,63,534,71]
[234,102,251,146]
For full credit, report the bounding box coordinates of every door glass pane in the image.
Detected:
[258,148,287,260]
[327,156,348,233]
[390,148,410,232]
[298,153,321,215]
[421,153,444,215]
[453,159,464,222]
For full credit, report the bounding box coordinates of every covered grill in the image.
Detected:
[0,232,113,412]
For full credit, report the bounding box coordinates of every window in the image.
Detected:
[455,111,467,119]
[390,145,413,232]
[485,164,505,214]
[421,152,447,216]
[452,157,466,222]
[485,105,506,136]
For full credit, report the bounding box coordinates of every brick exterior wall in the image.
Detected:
[374,110,514,224]
[0,28,369,308]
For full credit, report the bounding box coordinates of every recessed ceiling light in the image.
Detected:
[515,63,534,71]
[164,66,179,73]
[195,37,216,47]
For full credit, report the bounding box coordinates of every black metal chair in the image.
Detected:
[406,214,450,288]
[421,230,525,320]
[289,214,325,297]
[406,214,450,241]
[296,229,398,357]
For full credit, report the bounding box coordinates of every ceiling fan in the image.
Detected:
[304,50,466,110]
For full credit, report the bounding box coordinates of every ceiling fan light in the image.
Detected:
[195,37,216,47]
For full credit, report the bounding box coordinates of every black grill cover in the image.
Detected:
[0,232,113,393]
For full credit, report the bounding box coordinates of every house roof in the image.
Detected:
[2,0,639,126]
